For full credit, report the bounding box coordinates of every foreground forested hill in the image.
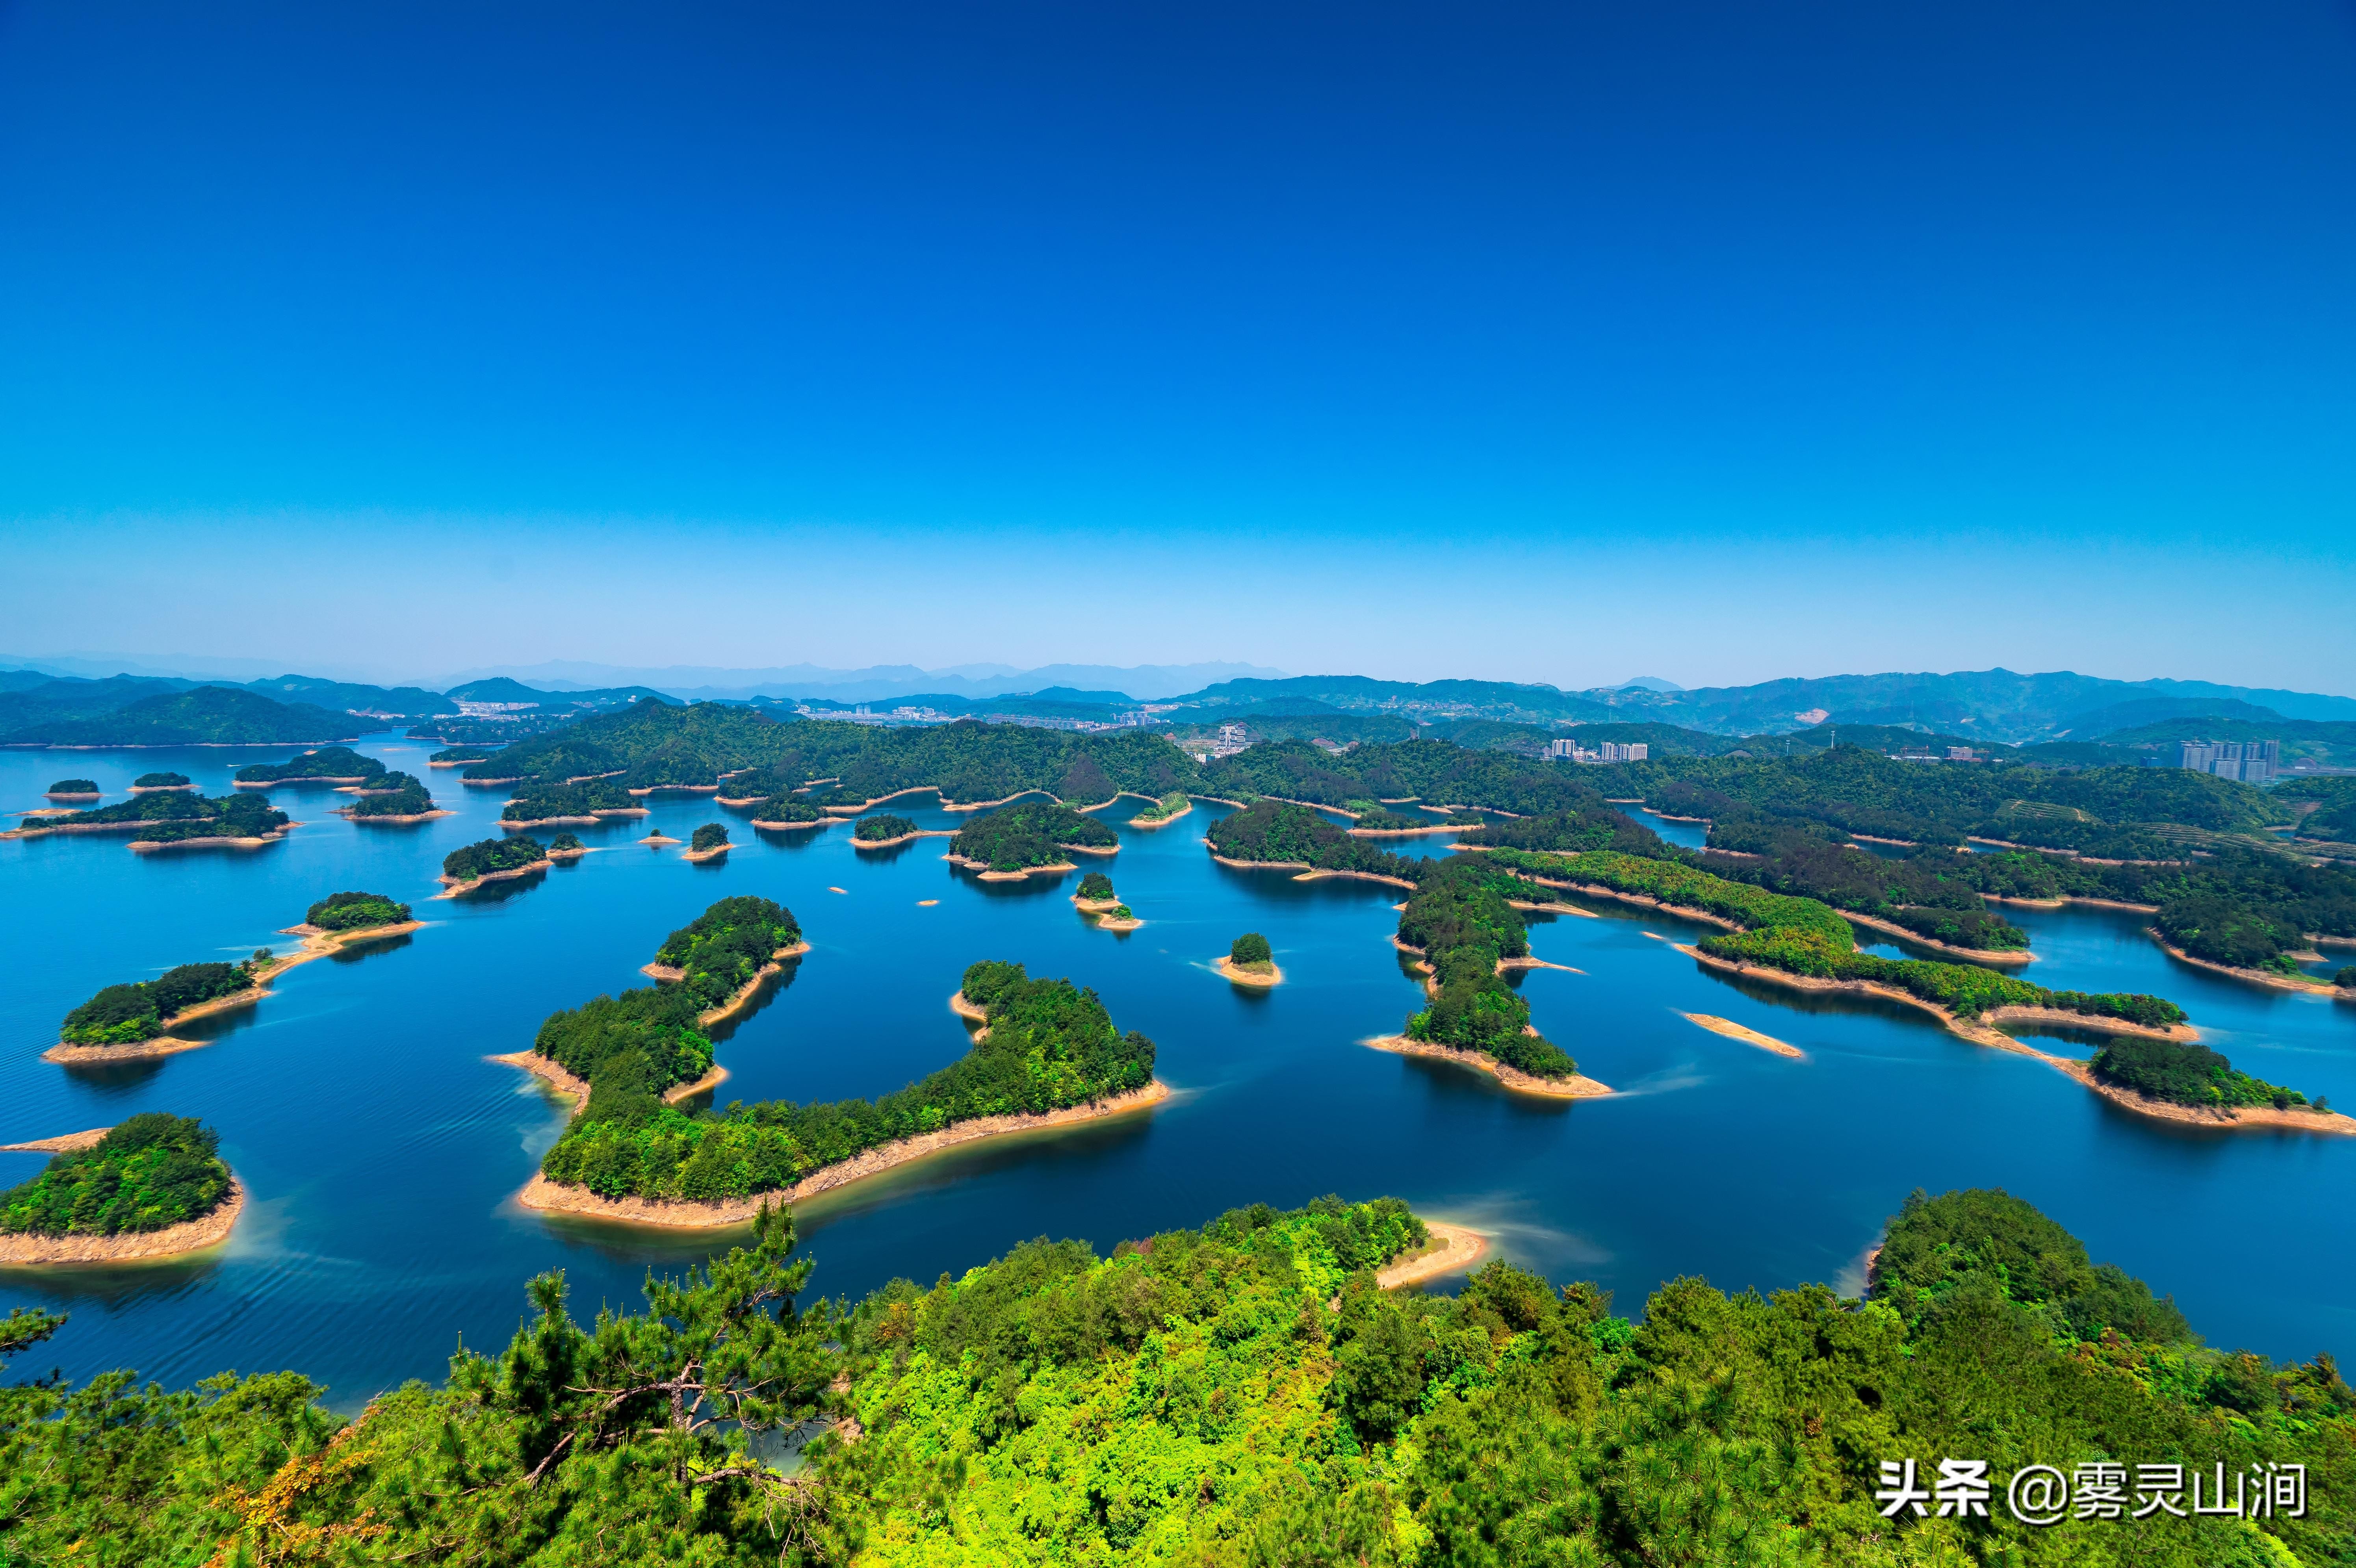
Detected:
[0,1187,2342,1565]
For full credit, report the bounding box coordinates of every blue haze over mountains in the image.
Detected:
[3,656,2351,745]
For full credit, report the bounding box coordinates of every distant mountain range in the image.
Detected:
[2,657,2350,752]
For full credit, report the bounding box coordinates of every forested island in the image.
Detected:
[684,822,731,860]
[1129,789,1191,824]
[340,771,443,821]
[234,746,387,784]
[749,798,827,826]
[56,960,264,1047]
[501,779,642,825]
[528,959,1157,1216]
[1073,869,1118,907]
[0,1114,240,1263]
[9,789,291,846]
[854,812,919,845]
[130,771,192,790]
[11,1184,2354,1563]
[1389,857,1586,1084]
[947,801,1116,874]
[1215,930,1279,985]
[1205,799,1418,883]
[301,889,413,932]
[42,778,99,798]
[441,836,552,889]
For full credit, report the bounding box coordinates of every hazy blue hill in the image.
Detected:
[241,675,459,718]
[5,686,357,746]
[2070,696,2285,737]
[1171,675,1620,724]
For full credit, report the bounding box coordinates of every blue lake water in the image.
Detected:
[4,736,2352,1405]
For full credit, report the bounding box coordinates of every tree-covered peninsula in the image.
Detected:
[12,1184,2350,1564]
[1397,856,1578,1079]
[304,890,413,931]
[854,813,917,842]
[649,896,802,1013]
[2091,1035,2317,1112]
[0,1115,234,1239]
[233,746,387,783]
[949,801,1116,871]
[537,960,1154,1204]
[442,836,550,883]
[58,960,264,1046]
[1206,800,1418,880]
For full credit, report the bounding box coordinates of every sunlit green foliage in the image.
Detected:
[345,770,437,817]
[304,890,411,931]
[2093,1036,2310,1110]
[1397,857,1575,1078]
[132,771,191,788]
[30,789,290,842]
[501,778,636,821]
[59,961,258,1045]
[233,746,386,783]
[1230,931,1272,966]
[951,801,1116,871]
[443,836,548,881]
[1207,800,1418,879]
[45,778,98,793]
[651,896,800,1011]
[856,813,917,841]
[690,822,730,852]
[0,1115,232,1236]
[1078,870,1116,901]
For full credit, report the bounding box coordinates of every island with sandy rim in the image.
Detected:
[1680,1011,1803,1058]
[0,1115,245,1266]
[2150,930,2352,998]
[1215,932,1281,986]
[680,824,733,862]
[518,959,1167,1228]
[436,836,556,895]
[1124,792,1195,828]
[1362,1033,1617,1100]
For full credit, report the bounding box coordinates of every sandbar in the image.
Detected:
[500,814,597,828]
[547,844,593,861]
[1675,943,2356,1134]
[628,783,722,797]
[1377,1222,1489,1289]
[945,853,1080,881]
[1092,913,1144,931]
[0,1127,112,1153]
[1208,850,1312,871]
[126,783,199,794]
[751,816,834,831]
[1363,1034,1615,1100]
[1293,868,1420,890]
[639,832,680,846]
[1680,1012,1802,1058]
[1214,955,1281,986]
[43,791,101,801]
[948,990,991,1032]
[1349,823,1467,838]
[1073,896,1122,913]
[1126,798,1194,829]
[516,1081,1172,1228]
[425,758,487,768]
[341,808,455,825]
[128,828,295,850]
[0,1179,245,1266]
[434,858,553,896]
[680,842,731,863]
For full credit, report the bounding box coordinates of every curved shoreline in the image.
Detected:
[853,829,956,850]
[1839,909,2035,965]
[342,808,456,825]
[1377,1222,1489,1289]
[945,853,1081,881]
[1214,955,1282,987]
[694,943,811,1028]
[1091,913,1144,931]
[1362,1034,1615,1100]
[2148,932,2349,998]
[1125,798,1194,829]
[1675,943,2356,1134]
[680,842,731,863]
[129,829,295,851]
[0,1127,112,1153]
[948,989,991,1033]
[234,774,371,787]
[1349,822,1468,838]
[0,1178,245,1266]
[750,815,835,831]
[514,1081,1173,1228]
[434,858,553,896]
[41,922,423,1063]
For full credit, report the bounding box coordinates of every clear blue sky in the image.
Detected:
[3,1,2352,692]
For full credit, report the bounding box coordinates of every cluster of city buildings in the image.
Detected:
[2178,739,2279,783]
[1547,738,1648,763]
[1891,745,1983,763]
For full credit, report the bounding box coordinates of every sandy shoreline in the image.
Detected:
[0,1179,246,1266]
[514,1081,1173,1228]
[853,829,955,850]
[129,830,294,851]
[1840,909,2035,965]
[694,944,811,1028]
[1362,1034,1615,1100]
[751,815,834,831]
[0,1127,113,1153]
[1377,1222,1489,1289]
[1126,798,1194,829]
[1676,943,2355,1134]
[234,774,370,787]
[1092,913,1144,931]
[1213,955,1281,986]
[342,809,455,825]
[946,853,1081,881]
[680,842,731,863]
[948,990,991,1032]
[1294,868,1420,890]
[2150,932,2349,998]
[1680,1011,1802,1058]
[434,858,553,896]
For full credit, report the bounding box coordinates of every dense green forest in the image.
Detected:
[751,797,826,824]
[131,771,191,788]
[1346,802,1428,830]
[0,1114,234,1238]
[2091,1035,2313,1112]
[950,801,1117,871]
[1230,931,1273,966]
[2279,778,2356,843]
[1205,800,1420,880]
[27,788,290,843]
[44,777,97,793]
[304,890,412,931]
[1693,831,2032,952]
[427,745,492,764]
[442,836,550,881]
[233,745,387,783]
[1953,844,2356,971]
[1398,857,1578,1078]
[1132,790,1189,822]
[343,771,436,818]
[652,896,800,1010]
[1456,805,1660,857]
[500,778,637,821]
[1078,870,1116,901]
[856,813,917,841]
[548,830,584,853]
[690,822,730,852]
[4,685,357,746]
[539,961,1155,1203]
[58,959,262,1045]
[13,1185,2336,1563]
